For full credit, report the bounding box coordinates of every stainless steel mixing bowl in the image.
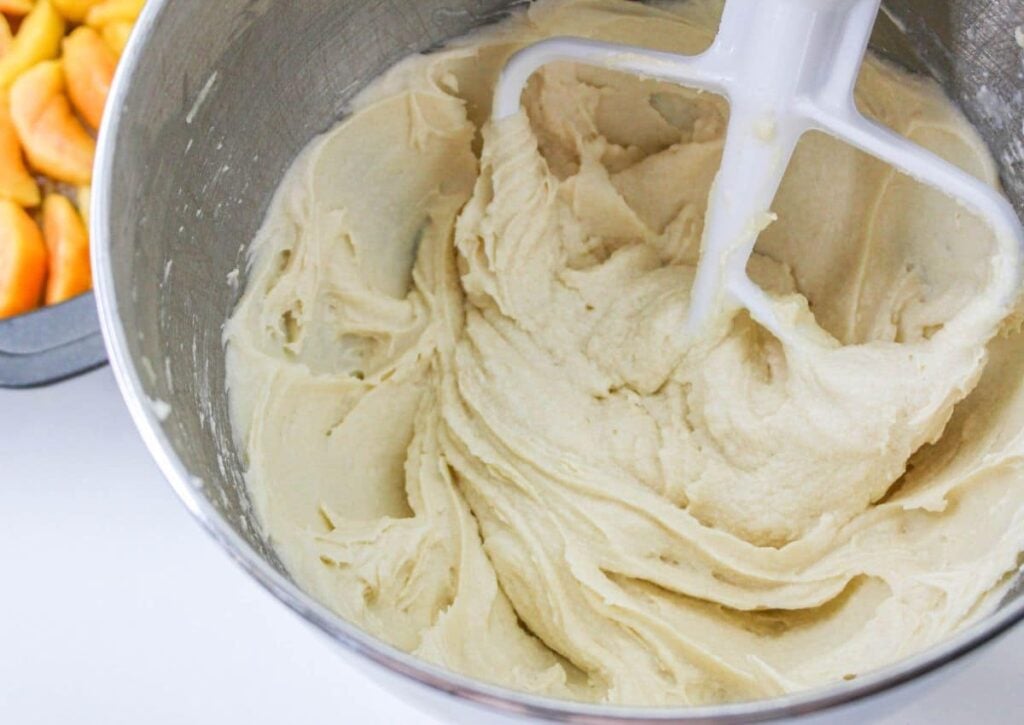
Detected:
[92,1,1024,721]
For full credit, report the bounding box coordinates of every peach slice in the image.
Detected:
[100,20,132,57]
[53,0,104,22]
[0,99,41,207]
[0,0,65,90]
[85,0,143,27]
[0,0,34,16]
[63,26,116,129]
[0,199,47,318]
[10,60,96,185]
[43,192,91,304]
[77,184,91,227]
[0,14,12,59]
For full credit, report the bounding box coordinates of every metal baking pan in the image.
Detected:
[0,292,106,388]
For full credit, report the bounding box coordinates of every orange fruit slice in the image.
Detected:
[0,98,41,207]
[0,0,65,91]
[0,1,34,16]
[85,0,143,27]
[53,0,104,23]
[100,20,132,57]
[0,199,47,319]
[63,26,116,129]
[43,193,91,304]
[10,60,96,185]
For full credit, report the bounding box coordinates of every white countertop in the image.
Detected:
[2,368,1022,724]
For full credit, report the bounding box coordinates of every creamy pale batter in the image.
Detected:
[225,0,1024,706]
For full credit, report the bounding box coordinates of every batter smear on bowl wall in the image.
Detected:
[226,0,1024,706]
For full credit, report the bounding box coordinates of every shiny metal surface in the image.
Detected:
[92,1,1024,721]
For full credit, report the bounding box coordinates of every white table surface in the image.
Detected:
[2,367,1022,724]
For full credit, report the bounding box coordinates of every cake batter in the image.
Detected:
[226,0,1024,706]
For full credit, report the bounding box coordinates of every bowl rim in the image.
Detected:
[92,0,1024,721]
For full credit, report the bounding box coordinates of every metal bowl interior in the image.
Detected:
[92,0,1024,721]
